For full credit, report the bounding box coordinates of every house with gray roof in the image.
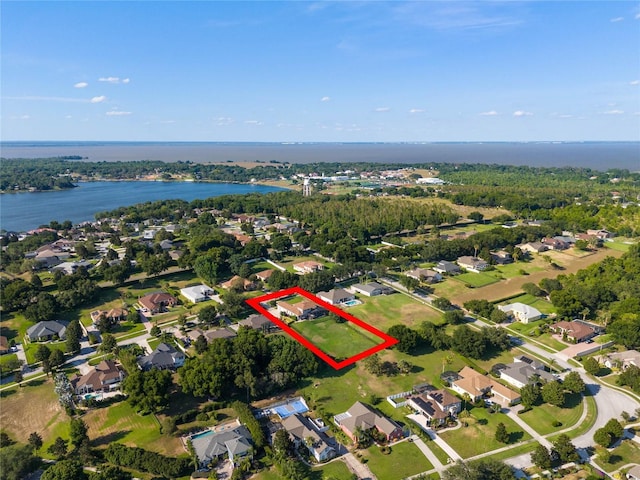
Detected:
[235,314,278,333]
[456,256,489,273]
[26,320,68,342]
[281,413,336,462]
[317,288,355,305]
[334,401,403,443]
[433,260,461,275]
[351,282,393,297]
[190,422,253,469]
[405,268,442,284]
[500,358,556,389]
[180,284,214,304]
[498,303,543,324]
[137,342,185,370]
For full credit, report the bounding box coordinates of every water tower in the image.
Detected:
[303,178,312,197]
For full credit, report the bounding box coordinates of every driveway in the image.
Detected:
[343,452,377,480]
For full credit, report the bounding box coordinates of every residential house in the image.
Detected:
[137,343,185,370]
[235,314,277,333]
[599,350,640,370]
[517,242,548,254]
[71,360,125,395]
[456,256,489,273]
[626,464,640,480]
[450,366,493,401]
[334,401,404,443]
[138,292,177,314]
[407,389,462,426]
[317,288,355,305]
[281,414,336,462]
[405,268,442,284]
[188,328,237,343]
[542,237,569,251]
[26,320,68,342]
[232,233,252,246]
[587,229,614,239]
[498,303,543,324]
[351,282,392,297]
[433,260,461,275]
[50,260,93,275]
[191,422,253,469]
[489,381,522,406]
[490,250,513,265]
[180,284,214,304]
[0,336,9,355]
[550,321,596,343]
[220,276,256,291]
[499,358,556,390]
[90,307,128,326]
[277,300,324,320]
[255,269,275,282]
[293,261,324,274]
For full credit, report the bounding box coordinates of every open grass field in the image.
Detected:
[361,441,433,479]
[499,294,556,315]
[0,379,67,446]
[439,406,531,458]
[604,238,636,252]
[593,440,640,473]
[291,316,382,361]
[0,312,29,343]
[82,400,184,456]
[24,341,68,364]
[517,393,584,435]
[347,292,444,331]
[454,272,500,288]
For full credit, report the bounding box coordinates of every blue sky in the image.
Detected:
[2,1,639,142]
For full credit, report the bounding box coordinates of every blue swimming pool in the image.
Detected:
[343,299,361,307]
[273,398,309,419]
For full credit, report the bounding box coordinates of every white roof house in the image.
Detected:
[180,284,214,303]
[498,302,543,324]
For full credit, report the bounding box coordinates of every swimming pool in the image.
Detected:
[272,398,309,419]
[343,299,361,307]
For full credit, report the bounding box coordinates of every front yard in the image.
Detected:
[360,441,433,479]
[517,393,585,435]
[593,439,640,473]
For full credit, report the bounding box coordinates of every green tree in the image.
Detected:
[194,334,208,354]
[28,431,43,452]
[542,381,565,407]
[0,444,40,480]
[49,348,66,369]
[100,333,118,354]
[272,428,293,458]
[69,418,89,449]
[553,434,579,463]
[41,459,87,480]
[583,357,600,375]
[34,344,52,363]
[387,324,420,353]
[444,310,465,325]
[562,371,585,394]
[433,297,453,310]
[66,319,82,354]
[593,427,613,448]
[603,418,624,440]
[198,305,218,325]
[531,443,553,469]
[88,466,133,480]
[47,436,69,459]
[495,422,509,443]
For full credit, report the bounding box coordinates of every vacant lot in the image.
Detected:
[361,441,433,478]
[455,272,500,288]
[291,316,382,360]
[518,393,585,435]
[348,292,443,330]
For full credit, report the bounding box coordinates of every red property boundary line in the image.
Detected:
[245,286,398,370]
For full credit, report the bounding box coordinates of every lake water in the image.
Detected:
[0,181,285,233]
[2,141,639,170]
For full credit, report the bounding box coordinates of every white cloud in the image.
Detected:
[74,82,88,88]
[409,108,425,114]
[4,95,88,103]
[630,80,640,85]
[480,110,499,116]
[513,110,533,117]
[374,107,390,112]
[90,95,106,103]
[106,110,132,116]
[98,76,130,84]
[244,120,263,125]
[321,96,331,102]
[215,117,234,126]
[603,109,624,115]
[610,16,624,22]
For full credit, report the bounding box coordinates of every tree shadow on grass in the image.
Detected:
[0,388,17,398]
[562,392,583,409]
[91,430,131,447]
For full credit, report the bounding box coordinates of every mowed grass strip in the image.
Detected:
[291,316,382,360]
[439,407,531,458]
[455,272,500,288]
[362,441,433,479]
[347,292,444,330]
[517,393,584,435]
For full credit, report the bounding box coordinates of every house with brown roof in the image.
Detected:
[90,307,128,326]
[407,389,461,426]
[255,269,275,282]
[450,366,493,401]
[277,300,325,320]
[550,320,596,343]
[71,360,125,395]
[281,413,336,462]
[517,242,548,254]
[405,268,442,284]
[490,250,513,265]
[293,260,324,274]
[542,237,569,250]
[220,276,256,291]
[138,292,177,314]
[456,256,489,273]
[235,314,278,333]
[600,350,640,370]
[334,401,403,443]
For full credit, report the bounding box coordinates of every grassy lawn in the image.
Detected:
[547,395,597,441]
[530,333,568,352]
[347,292,444,330]
[494,261,545,278]
[83,400,184,456]
[593,440,640,472]
[24,341,68,364]
[291,316,382,361]
[278,255,335,273]
[499,294,556,315]
[439,407,531,458]
[454,272,500,288]
[518,393,584,435]
[361,441,433,479]
[506,319,547,336]
[0,312,30,343]
[0,353,19,369]
[432,279,471,302]
[422,438,450,465]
